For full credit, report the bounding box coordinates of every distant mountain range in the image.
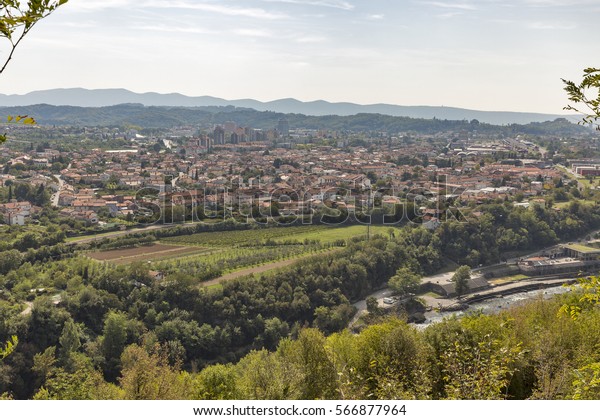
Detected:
[0,88,579,126]
[0,103,588,137]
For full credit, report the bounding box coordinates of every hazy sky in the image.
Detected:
[0,0,597,113]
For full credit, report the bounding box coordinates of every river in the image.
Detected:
[416,284,571,329]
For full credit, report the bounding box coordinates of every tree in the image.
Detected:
[261,317,289,351]
[119,344,186,400]
[191,363,240,400]
[58,319,81,369]
[388,267,422,296]
[452,265,471,297]
[0,1,69,143]
[366,296,380,314]
[0,336,18,361]
[562,67,600,130]
[280,329,338,399]
[440,334,523,399]
[101,311,128,381]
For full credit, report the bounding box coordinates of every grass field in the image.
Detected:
[553,199,597,209]
[285,225,399,243]
[489,274,529,286]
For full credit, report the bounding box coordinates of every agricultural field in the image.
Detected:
[153,224,402,283]
[87,243,209,265]
[285,224,399,243]
[161,224,399,247]
[87,224,402,284]
[161,225,326,247]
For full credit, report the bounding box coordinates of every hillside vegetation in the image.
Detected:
[16,289,600,400]
[0,104,590,135]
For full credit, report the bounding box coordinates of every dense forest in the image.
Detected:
[5,288,600,400]
[1,200,600,399]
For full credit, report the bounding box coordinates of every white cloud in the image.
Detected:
[233,28,274,38]
[262,0,354,10]
[529,21,577,29]
[66,0,140,11]
[423,1,477,10]
[155,1,289,20]
[69,0,289,20]
[132,24,215,35]
[367,14,385,20]
[437,11,464,18]
[513,0,600,6]
[295,35,328,43]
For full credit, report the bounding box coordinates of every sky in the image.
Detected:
[0,0,598,114]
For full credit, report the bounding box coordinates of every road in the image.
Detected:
[19,294,62,317]
[67,223,173,244]
[349,270,459,327]
[50,175,64,207]
[349,288,396,327]
[557,164,589,190]
[172,172,184,188]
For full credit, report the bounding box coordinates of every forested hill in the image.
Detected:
[0,87,574,125]
[0,103,590,136]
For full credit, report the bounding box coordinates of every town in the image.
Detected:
[2,118,598,232]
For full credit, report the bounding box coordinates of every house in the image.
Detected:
[149,271,165,281]
[6,212,26,226]
[423,217,441,230]
[60,208,99,225]
[423,274,490,298]
[0,201,33,225]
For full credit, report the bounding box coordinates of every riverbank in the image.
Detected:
[351,274,579,331]
[418,283,572,328]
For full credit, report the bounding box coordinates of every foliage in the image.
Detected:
[0,115,37,144]
[388,267,421,296]
[0,0,69,144]
[0,0,68,74]
[440,334,523,399]
[119,343,187,400]
[101,311,129,381]
[559,275,600,320]
[0,335,18,361]
[6,269,600,400]
[562,68,600,130]
[451,265,471,297]
[570,363,600,400]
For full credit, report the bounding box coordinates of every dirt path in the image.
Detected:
[20,302,33,317]
[200,249,339,287]
[67,224,169,244]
